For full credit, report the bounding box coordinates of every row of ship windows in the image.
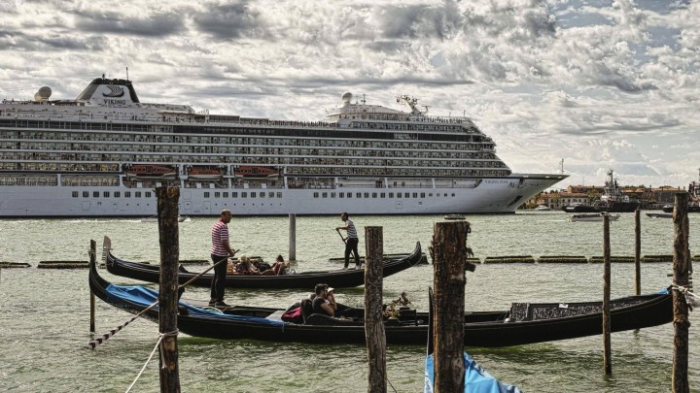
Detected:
[0,120,475,141]
[313,192,455,199]
[71,191,284,199]
[0,149,500,165]
[68,190,453,199]
[0,131,488,151]
[1,141,490,155]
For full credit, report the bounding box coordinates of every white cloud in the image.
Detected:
[0,0,699,188]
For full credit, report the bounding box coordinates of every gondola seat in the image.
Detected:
[301,299,314,324]
[304,313,361,326]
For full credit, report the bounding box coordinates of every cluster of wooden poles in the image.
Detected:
[83,186,693,393]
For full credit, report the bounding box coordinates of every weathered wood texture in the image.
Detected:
[364,226,386,393]
[289,214,297,261]
[602,215,612,376]
[90,239,96,334]
[672,193,690,393]
[431,221,469,393]
[635,208,641,296]
[155,186,181,393]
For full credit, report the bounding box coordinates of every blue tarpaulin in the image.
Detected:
[105,283,285,327]
[424,352,522,393]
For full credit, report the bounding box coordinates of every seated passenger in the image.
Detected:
[312,283,337,316]
[252,259,271,272]
[261,254,291,275]
[311,283,360,319]
[233,255,260,275]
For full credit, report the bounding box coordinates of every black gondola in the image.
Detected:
[90,257,674,347]
[102,236,424,289]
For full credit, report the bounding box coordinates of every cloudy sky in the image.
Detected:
[1,0,699,189]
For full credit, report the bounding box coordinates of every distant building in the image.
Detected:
[532,190,589,209]
[526,184,684,209]
[651,186,684,204]
[567,185,604,194]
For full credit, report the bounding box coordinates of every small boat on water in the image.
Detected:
[562,203,598,213]
[90,253,673,346]
[444,214,466,220]
[140,216,189,223]
[647,213,673,219]
[103,236,423,289]
[534,205,551,211]
[570,212,620,222]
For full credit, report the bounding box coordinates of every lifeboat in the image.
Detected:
[188,167,222,180]
[125,164,177,179]
[234,166,279,178]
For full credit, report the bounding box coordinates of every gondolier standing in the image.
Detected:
[210,209,237,306]
[336,212,361,270]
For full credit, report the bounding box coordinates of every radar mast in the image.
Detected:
[396,95,426,116]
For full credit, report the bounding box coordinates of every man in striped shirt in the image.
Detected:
[336,212,361,270]
[210,209,237,307]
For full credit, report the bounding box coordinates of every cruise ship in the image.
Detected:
[0,77,567,218]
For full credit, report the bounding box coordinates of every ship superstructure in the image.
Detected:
[0,77,567,217]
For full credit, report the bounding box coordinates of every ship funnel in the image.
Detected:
[34,86,52,102]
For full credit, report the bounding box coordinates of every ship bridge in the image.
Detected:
[326,92,477,132]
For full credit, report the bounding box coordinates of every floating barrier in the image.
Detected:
[38,260,89,269]
[537,256,588,264]
[693,255,700,262]
[642,255,674,263]
[589,256,635,263]
[330,253,429,265]
[483,255,535,264]
[0,262,31,268]
[467,257,481,265]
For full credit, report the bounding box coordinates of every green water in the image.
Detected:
[0,211,698,392]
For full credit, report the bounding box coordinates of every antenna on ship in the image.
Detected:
[361,94,366,105]
[396,95,424,116]
[126,67,129,81]
[560,158,564,174]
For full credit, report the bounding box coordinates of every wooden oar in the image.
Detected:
[335,228,347,244]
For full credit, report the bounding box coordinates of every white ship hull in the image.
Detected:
[1,77,569,217]
[0,174,560,217]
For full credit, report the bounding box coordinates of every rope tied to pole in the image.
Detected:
[124,331,179,393]
[85,302,159,350]
[672,285,700,310]
[86,256,230,350]
[159,330,179,370]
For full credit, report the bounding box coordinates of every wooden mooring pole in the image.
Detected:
[364,226,386,393]
[602,214,612,376]
[672,193,690,393]
[155,186,181,393]
[89,239,96,334]
[634,207,641,296]
[431,221,470,393]
[289,214,296,262]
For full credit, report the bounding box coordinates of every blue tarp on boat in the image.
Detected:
[424,352,522,393]
[105,283,285,327]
